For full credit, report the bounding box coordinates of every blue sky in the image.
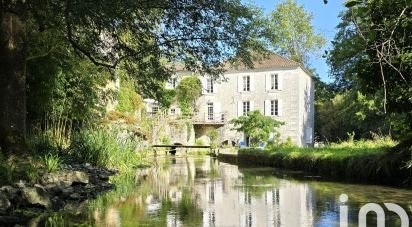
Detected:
[251,0,345,82]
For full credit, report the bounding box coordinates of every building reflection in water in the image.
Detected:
[40,156,412,226]
[91,157,317,227]
[194,158,315,227]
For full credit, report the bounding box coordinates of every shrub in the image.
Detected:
[42,153,62,173]
[161,136,171,145]
[27,133,60,156]
[207,130,219,149]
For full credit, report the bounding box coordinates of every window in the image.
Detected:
[270,100,279,116]
[152,106,159,114]
[170,78,177,88]
[270,74,279,90]
[243,75,250,92]
[243,101,250,115]
[170,108,176,115]
[207,103,214,120]
[206,78,214,93]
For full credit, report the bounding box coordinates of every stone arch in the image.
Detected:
[170,142,183,155]
[221,139,236,147]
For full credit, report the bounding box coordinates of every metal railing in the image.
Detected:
[192,112,227,124]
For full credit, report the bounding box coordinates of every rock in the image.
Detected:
[22,187,51,208]
[0,192,11,213]
[70,171,89,184]
[0,186,18,200]
[42,171,89,186]
[44,184,60,194]
[99,174,109,181]
[69,193,81,199]
[14,180,26,188]
[61,187,74,194]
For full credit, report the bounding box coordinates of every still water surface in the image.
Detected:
[52,156,412,226]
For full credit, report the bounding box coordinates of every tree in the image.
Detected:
[176,76,202,116]
[26,37,111,124]
[315,90,389,142]
[327,0,412,138]
[0,0,270,154]
[230,110,283,146]
[269,0,326,66]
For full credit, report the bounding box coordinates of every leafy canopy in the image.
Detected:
[18,0,271,79]
[230,110,284,145]
[269,0,326,66]
[327,0,412,137]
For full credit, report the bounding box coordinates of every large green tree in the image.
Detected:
[230,110,283,146]
[0,0,269,153]
[327,0,412,138]
[269,0,326,66]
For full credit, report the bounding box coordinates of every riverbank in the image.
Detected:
[218,138,412,187]
[0,162,118,225]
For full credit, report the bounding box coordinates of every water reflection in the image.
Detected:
[44,156,412,227]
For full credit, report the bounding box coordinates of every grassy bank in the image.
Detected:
[219,138,412,187]
[0,126,150,185]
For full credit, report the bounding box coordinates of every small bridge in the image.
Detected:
[152,144,213,155]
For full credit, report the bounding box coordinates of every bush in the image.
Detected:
[27,133,60,156]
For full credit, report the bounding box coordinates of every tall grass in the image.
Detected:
[70,127,142,171]
[27,113,73,155]
[42,153,62,173]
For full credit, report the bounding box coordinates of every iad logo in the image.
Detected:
[339,194,409,227]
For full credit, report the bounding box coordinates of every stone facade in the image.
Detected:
[145,54,315,147]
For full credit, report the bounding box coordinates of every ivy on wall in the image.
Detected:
[175,76,202,116]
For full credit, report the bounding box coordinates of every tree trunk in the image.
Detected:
[0,12,28,154]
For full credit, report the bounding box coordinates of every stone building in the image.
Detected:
[145,54,315,147]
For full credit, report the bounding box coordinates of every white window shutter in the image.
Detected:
[213,80,218,94]
[250,75,254,92]
[265,74,270,91]
[201,77,207,94]
[237,101,242,116]
[278,74,283,90]
[237,75,242,92]
[215,102,221,121]
[278,99,283,116]
[264,100,270,116]
[250,101,254,111]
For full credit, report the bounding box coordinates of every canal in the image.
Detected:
[44,156,412,226]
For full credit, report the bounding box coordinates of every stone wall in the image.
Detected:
[152,119,195,145]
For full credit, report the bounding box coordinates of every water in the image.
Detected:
[46,156,412,226]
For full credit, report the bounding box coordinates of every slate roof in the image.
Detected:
[174,53,313,77]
